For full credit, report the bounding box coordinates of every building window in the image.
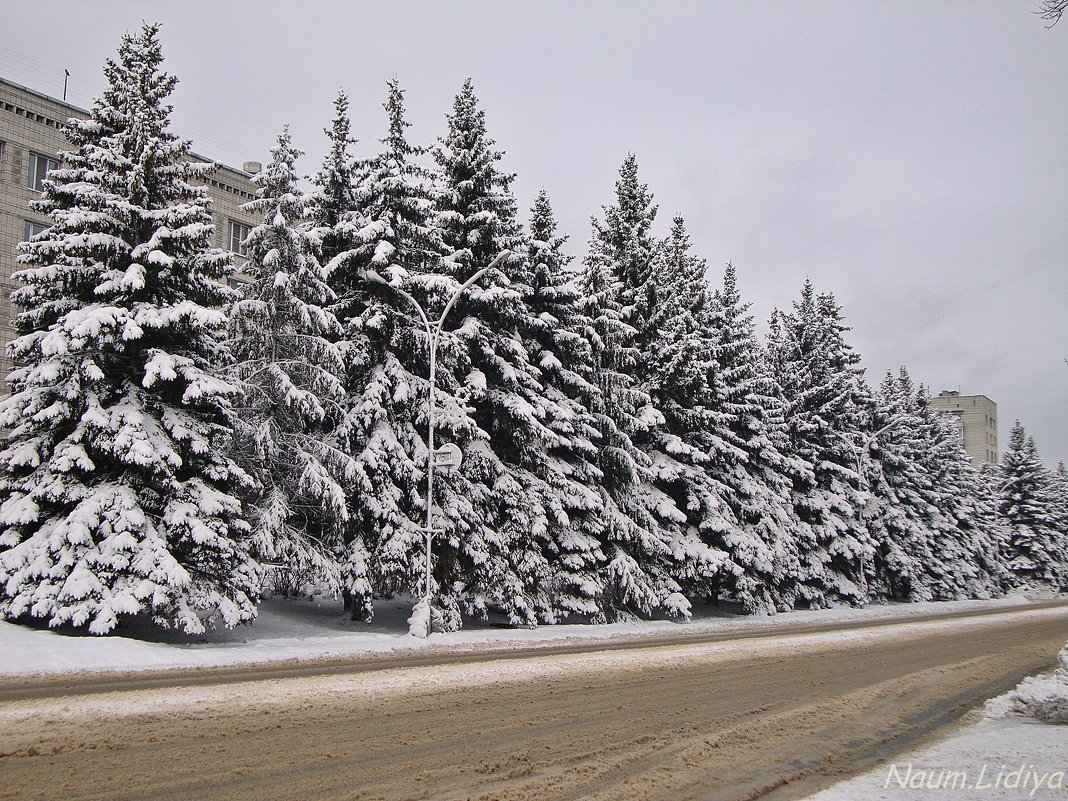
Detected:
[27,152,59,191]
[227,220,250,257]
[23,221,48,242]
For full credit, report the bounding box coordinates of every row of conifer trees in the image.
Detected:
[0,25,1064,634]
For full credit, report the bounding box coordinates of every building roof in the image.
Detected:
[0,76,255,179]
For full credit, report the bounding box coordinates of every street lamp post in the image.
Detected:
[369,250,511,637]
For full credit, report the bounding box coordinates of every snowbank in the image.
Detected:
[985,643,1068,724]
[0,592,1042,678]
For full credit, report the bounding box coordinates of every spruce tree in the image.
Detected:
[1054,462,1068,535]
[228,128,355,598]
[766,282,875,607]
[644,219,740,607]
[581,235,678,619]
[325,80,451,620]
[912,384,1010,598]
[998,421,1064,586]
[524,190,606,619]
[0,25,258,634]
[305,90,362,271]
[705,262,802,612]
[865,368,941,600]
[431,79,580,626]
[580,157,719,620]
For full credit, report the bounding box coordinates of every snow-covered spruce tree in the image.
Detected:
[580,236,680,619]
[867,368,1009,601]
[764,310,822,608]
[324,79,454,620]
[305,90,363,271]
[998,421,1065,587]
[1055,462,1068,535]
[580,157,721,621]
[704,261,803,613]
[0,24,259,634]
[431,78,590,626]
[523,190,607,619]
[766,282,875,608]
[227,128,355,599]
[867,375,1008,602]
[643,219,742,607]
[303,88,385,619]
[864,368,943,600]
[911,384,1010,598]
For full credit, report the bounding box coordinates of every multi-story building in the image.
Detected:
[0,76,259,380]
[930,390,999,467]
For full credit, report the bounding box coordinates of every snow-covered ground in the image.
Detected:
[805,644,1068,801]
[0,591,1049,677]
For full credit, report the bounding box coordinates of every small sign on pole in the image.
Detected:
[433,442,462,474]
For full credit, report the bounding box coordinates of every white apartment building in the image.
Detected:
[929,390,999,467]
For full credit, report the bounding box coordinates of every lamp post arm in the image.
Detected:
[864,417,903,452]
[437,250,511,329]
[375,279,433,338]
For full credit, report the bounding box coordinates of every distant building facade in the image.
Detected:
[0,76,259,380]
[930,390,999,467]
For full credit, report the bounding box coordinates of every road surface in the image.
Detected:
[1,601,1066,801]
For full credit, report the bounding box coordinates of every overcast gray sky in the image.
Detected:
[3,1,1066,465]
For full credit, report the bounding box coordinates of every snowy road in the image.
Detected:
[1,603,1067,801]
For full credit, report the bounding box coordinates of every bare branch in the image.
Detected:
[1037,0,1067,27]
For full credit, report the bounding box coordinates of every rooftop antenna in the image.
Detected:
[63,70,70,102]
